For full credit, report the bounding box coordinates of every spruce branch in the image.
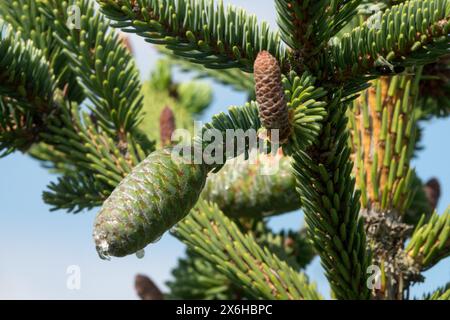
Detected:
[281,70,328,152]
[196,70,327,162]
[292,94,371,300]
[196,102,262,168]
[0,21,55,103]
[275,0,362,54]
[177,82,213,115]
[319,0,450,84]
[189,67,255,97]
[423,283,450,300]
[199,73,327,163]
[403,173,434,226]
[348,74,420,214]
[96,0,287,72]
[202,103,262,137]
[170,57,255,96]
[167,249,242,300]
[43,172,108,213]
[90,67,329,257]
[158,47,255,97]
[0,97,34,156]
[147,59,214,117]
[173,199,321,300]
[2,0,449,301]
[258,224,316,270]
[426,289,450,300]
[41,58,211,213]
[27,0,155,212]
[0,22,58,155]
[0,0,85,102]
[406,208,450,271]
[253,65,328,154]
[345,6,449,298]
[37,102,151,212]
[168,223,315,299]
[39,0,144,133]
[140,61,213,146]
[347,73,425,299]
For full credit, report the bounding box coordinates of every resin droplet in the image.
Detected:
[136,249,145,259]
[93,229,111,260]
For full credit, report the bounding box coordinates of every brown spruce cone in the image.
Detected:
[118,32,133,54]
[420,55,450,98]
[424,178,441,210]
[159,106,176,147]
[254,51,290,143]
[135,274,164,300]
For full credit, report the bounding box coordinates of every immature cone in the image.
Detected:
[424,178,441,210]
[202,152,300,217]
[160,106,176,147]
[135,274,164,300]
[420,56,450,98]
[118,32,133,54]
[93,148,209,258]
[254,51,290,142]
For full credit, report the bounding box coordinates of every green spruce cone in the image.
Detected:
[202,152,300,217]
[93,148,209,258]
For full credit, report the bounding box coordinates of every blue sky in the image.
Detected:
[0,0,449,299]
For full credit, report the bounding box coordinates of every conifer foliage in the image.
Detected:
[1,0,450,300]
